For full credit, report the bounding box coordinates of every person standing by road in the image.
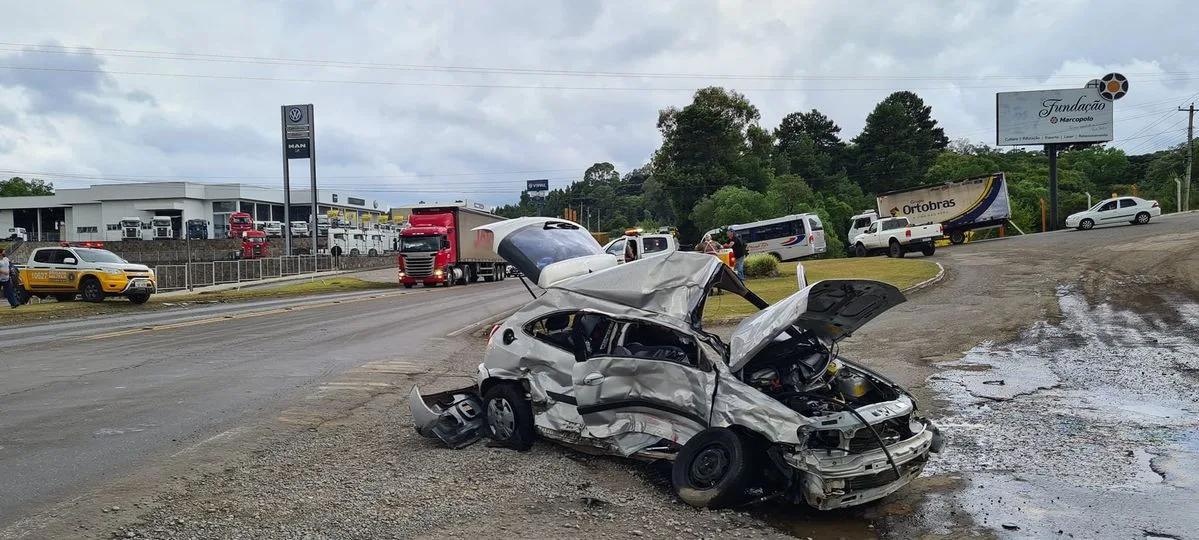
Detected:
[723,230,747,282]
[1,248,19,308]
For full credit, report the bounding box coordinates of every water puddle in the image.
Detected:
[891,287,1199,539]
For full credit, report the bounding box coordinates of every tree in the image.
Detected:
[1,177,55,197]
[774,110,846,190]
[851,91,948,193]
[689,186,777,236]
[653,87,770,239]
[582,162,620,185]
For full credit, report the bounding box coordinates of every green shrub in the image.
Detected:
[744,253,780,279]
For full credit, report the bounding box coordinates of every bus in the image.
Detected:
[718,213,827,261]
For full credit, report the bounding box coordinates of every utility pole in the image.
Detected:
[1180,103,1195,211]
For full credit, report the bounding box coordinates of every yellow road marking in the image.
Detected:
[85,289,423,341]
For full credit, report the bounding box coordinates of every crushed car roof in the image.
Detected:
[545,250,749,325]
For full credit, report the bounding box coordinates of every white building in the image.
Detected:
[0,181,391,242]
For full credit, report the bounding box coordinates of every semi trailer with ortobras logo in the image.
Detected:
[848,173,1014,247]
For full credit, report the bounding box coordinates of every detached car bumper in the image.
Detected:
[409,385,486,449]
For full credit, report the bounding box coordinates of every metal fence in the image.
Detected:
[152,255,386,292]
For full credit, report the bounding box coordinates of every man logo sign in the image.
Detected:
[286,139,311,159]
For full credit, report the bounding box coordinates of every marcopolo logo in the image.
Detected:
[902,198,957,215]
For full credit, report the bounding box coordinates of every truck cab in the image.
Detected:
[847,210,880,252]
[262,221,284,237]
[151,216,174,240]
[396,205,506,288]
[5,227,27,241]
[228,212,254,239]
[14,245,156,304]
[601,229,679,263]
[186,219,210,239]
[290,221,310,238]
[240,230,268,259]
[119,217,143,241]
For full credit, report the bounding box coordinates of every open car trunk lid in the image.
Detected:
[474,217,618,288]
[728,279,906,371]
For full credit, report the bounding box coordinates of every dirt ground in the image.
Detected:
[7,214,1199,540]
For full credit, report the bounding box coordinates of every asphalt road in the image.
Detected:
[0,278,529,528]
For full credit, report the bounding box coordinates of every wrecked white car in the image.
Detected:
[410,216,943,510]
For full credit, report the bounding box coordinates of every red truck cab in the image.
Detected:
[228,212,255,239]
[397,211,453,288]
[396,205,507,288]
[241,230,268,259]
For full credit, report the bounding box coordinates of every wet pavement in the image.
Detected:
[888,286,1199,539]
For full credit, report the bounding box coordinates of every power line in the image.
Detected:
[4,41,1198,82]
[6,64,1198,93]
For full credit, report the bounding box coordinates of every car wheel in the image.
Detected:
[482,383,536,451]
[80,277,105,303]
[672,427,755,509]
[127,293,150,305]
[54,294,76,302]
[1080,218,1094,231]
[350,248,360,256]
[888,240,904,259]
[921,244,935,257]
[949,231,966,245]
[368,249,378,256]
[854,243,868,257]
[1135,212,1150,225]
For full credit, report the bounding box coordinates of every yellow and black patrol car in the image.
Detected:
[13,244,156,304]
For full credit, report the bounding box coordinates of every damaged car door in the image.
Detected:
[570,315,717,456]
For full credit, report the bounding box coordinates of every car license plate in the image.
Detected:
[133,279,150,288]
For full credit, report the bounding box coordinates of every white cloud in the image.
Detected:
[1,0,1198,207]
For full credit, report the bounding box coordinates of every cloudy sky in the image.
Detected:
[2,0,1198,208]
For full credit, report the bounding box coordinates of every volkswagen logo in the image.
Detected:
[288,106,305,123]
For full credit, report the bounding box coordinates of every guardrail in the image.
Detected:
[152,255,390,292]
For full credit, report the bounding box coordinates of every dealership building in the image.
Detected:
[0,181,392,242]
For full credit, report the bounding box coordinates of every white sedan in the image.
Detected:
[1065,196,1161,230]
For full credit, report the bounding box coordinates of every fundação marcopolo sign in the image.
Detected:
[996,87,1113,146]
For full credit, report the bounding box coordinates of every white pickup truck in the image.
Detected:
[601,232,679,263]
[850,216,942,258]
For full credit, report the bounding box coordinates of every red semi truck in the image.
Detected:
[228,212,255,239]
[397,205,508,288]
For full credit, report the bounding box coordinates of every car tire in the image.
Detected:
[1134,212,1150,225]
[1079,218,1094,231]
[672,427,755,509]
[80,277,105,303]
[921,244,935,257]
[350,248,360,256]
[368,249,378,256]
[482,383,536,451]
[402,283,414,289]
[949,231,966,245]
[127,293,150,305]
[54,294,76,302]
[888,240,904,259]
[854,243,869,257]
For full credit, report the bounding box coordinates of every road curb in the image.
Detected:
[704,261,947,327]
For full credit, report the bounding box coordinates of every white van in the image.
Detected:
[725,213,827,261]
[5,227,28,241]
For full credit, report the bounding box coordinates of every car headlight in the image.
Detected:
[103,268,124,275]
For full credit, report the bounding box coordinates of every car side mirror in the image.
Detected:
[62,257,77,265]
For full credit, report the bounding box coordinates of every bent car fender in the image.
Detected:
[710,376,807,446]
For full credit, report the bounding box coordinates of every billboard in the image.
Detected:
[996,88,1113,146]
[877,173,1011,229]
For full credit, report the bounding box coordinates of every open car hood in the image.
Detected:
[474,217,618,288]
[728,279,905,371]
